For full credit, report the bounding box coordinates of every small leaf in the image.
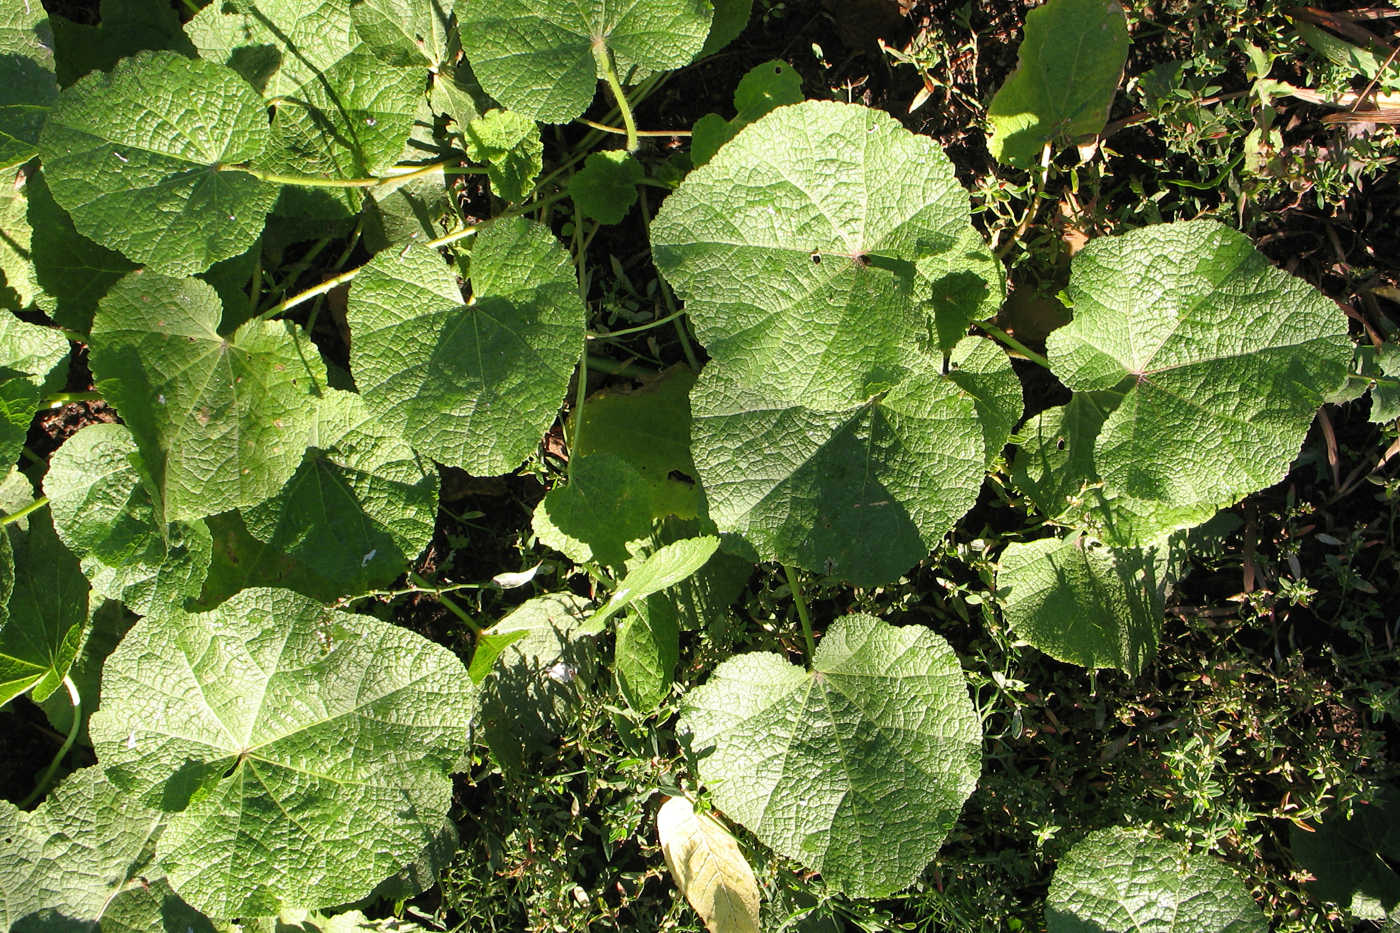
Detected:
[679,613,982,897]
[348,217,584,474]
[656,796,761,933]
[38,50,279,276]
[986,0,1130,168]
[1046,826,1267,932]
[615,598,679,710]
[699,0,753,58]
[569,150,643,224]
[587,536,719,630]
[0,314,69,469]
[0,4,58,170]
[89,271,326,523]
[1047,220,1352,519]
[0,172,37,311]
[690,59,803,167]
[1368,344,1400,424]
[45,423,213,616]
[467,628,531,683]
[997,536,1165,675]
[534,454,657,570]
[947,335,1022,465]
[462,109,544,203]
[457,0,714,123]
[89,587,478,917]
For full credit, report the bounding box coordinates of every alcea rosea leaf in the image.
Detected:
[651,101,1000,585]
[986,0,1130,168]
[89,271,326,524]
[348,216,584,474]
[0,314,69,468]
[185,0,358,98]
[456,0,714,123]
[0,3,58,171]
[352,0,457,68]
[1046,826,1266,932]
[45,422,213,616]
[679,613,981,898]
[89,587,478,918]
[1047,220,1352,518]
[37,50,279,276]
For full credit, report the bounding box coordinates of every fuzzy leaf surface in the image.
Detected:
[38,51,278,276]
[0,314,68,468]
[89,272,326,524]
[652,101,997,584]
[986,0,1129,167]
[569,150,643,224]
[45,423,213,616]
[88,587,477,918]
[1047,220,1351,517]
[1046,826,1266,932]
[533,453,656,571]
[352,0,455,67]
[656,796,761,933]
[461,109,543,203]
[679,613,981,898]
[0,4,58,170]
[185,0,357,98]
[348,217,583,474]
[456,0,713,123]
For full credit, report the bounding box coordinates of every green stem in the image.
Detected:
[410,572,481,634]
[637,187,701,371]
[40,390,101,407]
[783,564,817,663]
[584,355,653,378]
[591,42,639,153]
[587,308,688,340]
[575,117,690,138]
[1,496,49,526]
[978,321,1053,370]
[219,158,477,189]
[19,677,80,809]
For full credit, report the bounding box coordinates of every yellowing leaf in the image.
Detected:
[656,797,760,933]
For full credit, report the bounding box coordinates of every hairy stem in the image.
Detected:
[591,41,639,153]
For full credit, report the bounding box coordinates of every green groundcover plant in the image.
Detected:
[0,0,1391,929]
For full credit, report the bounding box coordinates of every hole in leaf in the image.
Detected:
[810,251,821,264]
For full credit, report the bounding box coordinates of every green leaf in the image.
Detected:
[457,0,714,123]
[38,50,279,276]
[45,423,213,616]
[1291,789,1400,921]
[39,598,135,744]
[0,767,211,933]
[89,587,477,918]
[0,172,36,312]
[1,501,89,708]
[89,271,326,524]
[467,628,530,683]
[947,335,1022,465]
[1010,392,1119,520]
[0,315,68,486]
[587,536,719,630]
[1046,220,1352,518]
[651,101,999,585]
[997,536,1165,675]
[679,613,982,898]
[690,59,803,167]
[986,0,1130,168]
[616,598,679,710]
[239,388,438,600]
[0,5,56,171]
[185,0,357,98]
[1368,344,1400,424]
[569,150,643,224]
[25,168,137,333]
[571,365,704,521]
[352,0,456,67]
[1046,826,1266,932]
[533,453,656,571]
[461,109,544,203]
[699,0,753,58]
[429,60,489,138]
[49,0,192,86]
[348,217,584,474]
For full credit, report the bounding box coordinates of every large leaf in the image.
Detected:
[1046,826,1266,932]
[997,536,1165,675]
[239,389,438,599]
[0,172,36,312]
[651,101,1000,585]
[1290,789,1400,921]
[352,0,456,68]
[533,453,656,571]
[656,796,761,933]
[89,272,325,524]
[0,314,69,467]
[986,0,1130,168]
[1047,220,1352,517]
[49,0,192,86]
[0,767,211,933]
[0,501,89,708]
[88,587,477,917]
[456,0,714,123]
[0,4,58,170]
[185,0,357,98]
[679,613,981,898]
[45,423,213,616]
[38,51,279,276]
[348,216,584,474]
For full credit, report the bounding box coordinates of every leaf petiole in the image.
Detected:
[1,496,50,526]
[218,158,482,189]
[591,41,640,153]
[783,564,817,663]
[978,321,1053,370]
[18,677,81,808]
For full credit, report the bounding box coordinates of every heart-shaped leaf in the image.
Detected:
[38,50,279,276]
[352,0,456,68]
[348,216,583,474]
[185,0,357,98]
[679,613,981,898]
[89,587,478,917]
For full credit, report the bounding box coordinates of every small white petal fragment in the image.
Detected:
[656,796,761,933]
[492,562,542,588]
